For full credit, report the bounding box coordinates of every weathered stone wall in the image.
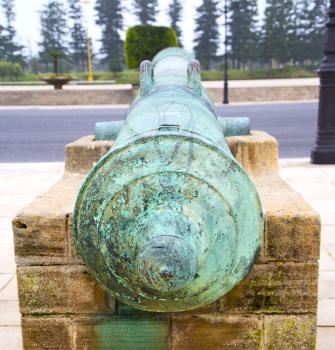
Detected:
[0,89,134,106]
[0,85,318,106]
[210,86,318,104]
[13,131,320,349]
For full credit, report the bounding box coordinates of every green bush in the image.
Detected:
[124,25,178,69]
[0,61,22,81]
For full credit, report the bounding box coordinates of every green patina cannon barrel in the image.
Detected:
[73,48,264,312]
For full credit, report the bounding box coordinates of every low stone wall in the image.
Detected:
[13,131,320,349]
[0,89,135,106]
[210,85,319,103]
[0,84,318,106]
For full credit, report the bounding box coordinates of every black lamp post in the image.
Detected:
[311,0,335,164]
[223,0,229,104]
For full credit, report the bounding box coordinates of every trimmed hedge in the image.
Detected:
[0,61,22,81]
[124,25,178,69]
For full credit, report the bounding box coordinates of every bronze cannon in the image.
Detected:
[73,48,264,312]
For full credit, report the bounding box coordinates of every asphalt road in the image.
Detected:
[0,102,318,162]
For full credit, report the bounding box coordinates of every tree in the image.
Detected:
[68,0,87,71]
[261,0,296,67]
[0,0,23,62]
[307,0,329,64]
[133,0,158,25]
[289,0,310,65]
[194,0,220,70]
[39,0,68,69]
[229,0,259,69]
[95,0,124,72]
[168,0,183,45]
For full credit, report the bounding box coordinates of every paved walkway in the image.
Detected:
[203,78,318,88]
[0,159,334,349]
[0,163,63,350]
[0,78,318,91]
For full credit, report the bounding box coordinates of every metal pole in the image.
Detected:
[311,0,335,164]
[223,0,229,104]
[81,0,94,82]
[86,36,94,82]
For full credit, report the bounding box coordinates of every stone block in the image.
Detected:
[265,211,320,262]
[0,85,318,106]
[13,131,320,349]
[264,315,317,350]
[64,132,278,177]
[65,136,114,174]
[0,88,134,106]
[256,177,321,262]
[22,315,171,350]
[73,316,170,350]
[227,131,279,176]
[13,133,320,267]
[66,213,84,264]
[171,314,263,350]
[22,317,72,350]
[13,175,84,264]
[13,208,67,258]
[219,262,318,314]
[208,85,318,104]
[21,314,318,350]
[17,265,115,314]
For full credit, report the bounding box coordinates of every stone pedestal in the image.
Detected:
[13,131,320,350]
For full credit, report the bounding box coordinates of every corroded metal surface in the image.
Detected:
[73,48,263,312]
[95,117,250,141]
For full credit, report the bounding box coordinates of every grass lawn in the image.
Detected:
[0,67,317,85]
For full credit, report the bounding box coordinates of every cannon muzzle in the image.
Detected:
[73,48,263,312]
[138,235,197,292]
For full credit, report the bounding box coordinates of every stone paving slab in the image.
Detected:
[0,327,22,350]
[0,217,15,230]
[0,162,63,349]
[280,158,335,349]
[318,299,335,327]
[317,328,335,350]
[0,301,21,326]
[0,274,12,291]
[0,247,16,274]
[0,276,18,301]
[322,226,335,245]
[0,230,14,248]
[319,246,335,272]
[0,160,334,349]
[319,271,335,300]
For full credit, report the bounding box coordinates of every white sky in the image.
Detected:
[13,0,266,57]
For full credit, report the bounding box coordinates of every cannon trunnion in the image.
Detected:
[73,48,264,312]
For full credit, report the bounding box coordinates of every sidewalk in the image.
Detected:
[0,78,319,106]
[0,159,334,349]
[203,78,319,88]
[279,158,335,349]
[0,78,318,91]
[0,163,63,350]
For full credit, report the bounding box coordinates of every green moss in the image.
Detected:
[266,316,316,350]
[17,273,40,307]
[248,270,285,312]
[247,327,264,348]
